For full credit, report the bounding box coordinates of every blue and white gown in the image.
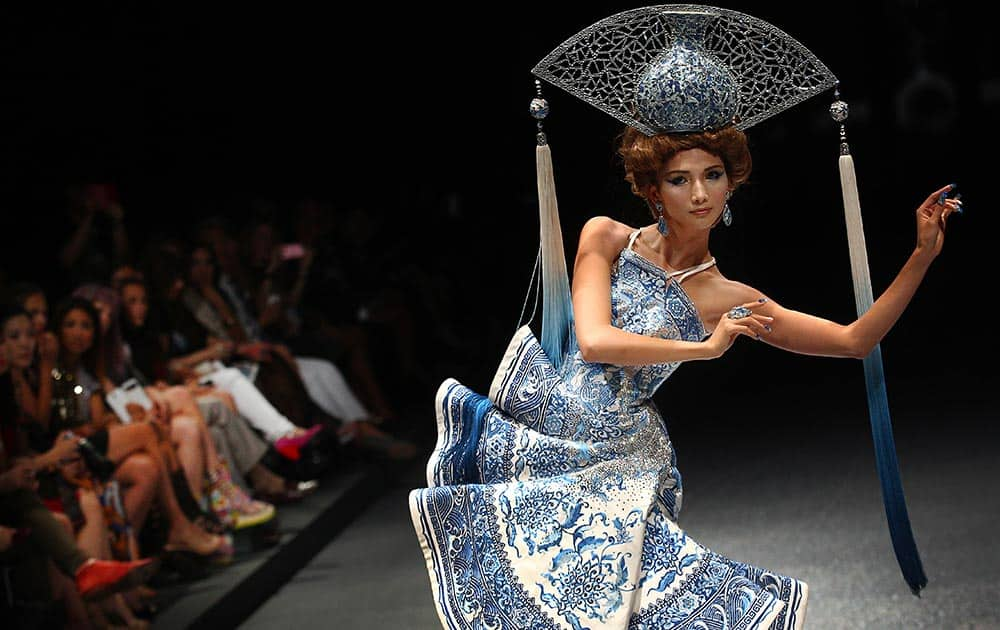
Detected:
[409,230,808,629]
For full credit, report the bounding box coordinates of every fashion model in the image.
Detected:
[410,6,958,628]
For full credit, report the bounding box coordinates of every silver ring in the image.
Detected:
[727,306,752,319]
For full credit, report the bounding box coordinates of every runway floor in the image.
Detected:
[239,386,999,629]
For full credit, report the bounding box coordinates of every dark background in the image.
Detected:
[1,1,995,428]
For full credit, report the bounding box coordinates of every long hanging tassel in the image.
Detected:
[536,142,574,369]
[532,85,574,371]
[837,131,927,595]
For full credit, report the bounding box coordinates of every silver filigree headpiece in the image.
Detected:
[532,5,838,135]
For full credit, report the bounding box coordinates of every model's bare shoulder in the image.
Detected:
[578,216,634,258]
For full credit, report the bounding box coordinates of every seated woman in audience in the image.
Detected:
[0,457,159,628]
[2,306,159,625]
[181,243,416,460]
[146,242,322,441]
[40,297,229,558]
[50,444,150,629]
[117,276,311,502]
[71,284,276,529]
[4,283,59,425]
[6,283,51,341]
[236,214,402,425]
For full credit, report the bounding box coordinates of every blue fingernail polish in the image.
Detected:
[937,192,947,205]
[758,297,767,303]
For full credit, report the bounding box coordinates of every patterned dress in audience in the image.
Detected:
[409,231,808,629]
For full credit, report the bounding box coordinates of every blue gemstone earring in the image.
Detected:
[656,202,669,236]
[722,203,733,226]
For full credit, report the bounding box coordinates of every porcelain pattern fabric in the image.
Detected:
[410,245,808,629]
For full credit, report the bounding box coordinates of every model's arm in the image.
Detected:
[747,185,959,358]
[572,216,768,365]
[749,252,930,358]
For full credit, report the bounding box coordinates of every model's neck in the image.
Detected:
[649,226,712,269]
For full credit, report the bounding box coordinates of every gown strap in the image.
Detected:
[627,229,642,251]
[628,229,716,284]
[668,258,717,283]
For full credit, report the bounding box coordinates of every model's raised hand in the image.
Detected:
[916,184,961,259]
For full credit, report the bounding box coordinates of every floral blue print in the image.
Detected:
[410,240,808,629]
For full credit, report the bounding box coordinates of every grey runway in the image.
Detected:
[240,464,440,629]
[242,391,999,629]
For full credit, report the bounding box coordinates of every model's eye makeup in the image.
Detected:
[707,169,724,179]
[667,176,687,186]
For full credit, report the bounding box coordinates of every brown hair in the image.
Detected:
[617,126,752,217]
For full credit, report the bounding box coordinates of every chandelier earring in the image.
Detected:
[655,202,669,236]
[723,190,733,227]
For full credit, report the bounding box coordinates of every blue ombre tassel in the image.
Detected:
[532,87,575,371]
[834,88,926,594]
[864,346,927,595]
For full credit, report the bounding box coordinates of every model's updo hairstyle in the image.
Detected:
[618,126,752,218]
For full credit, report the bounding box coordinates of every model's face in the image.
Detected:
[121,284,148,327]
[652,148,730,232]
[23,293,48,334]
[60,308,95,357]
[3,315,36,369]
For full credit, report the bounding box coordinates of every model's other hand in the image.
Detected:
[916,183,961,260]
[703,300,772,359]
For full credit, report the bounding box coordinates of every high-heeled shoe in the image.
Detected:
[75,557,160,601]
[207,462,276,530]
[163,532,234,566]
[273,425,323,461]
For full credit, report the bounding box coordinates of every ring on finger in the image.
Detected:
[727,305,753,319]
